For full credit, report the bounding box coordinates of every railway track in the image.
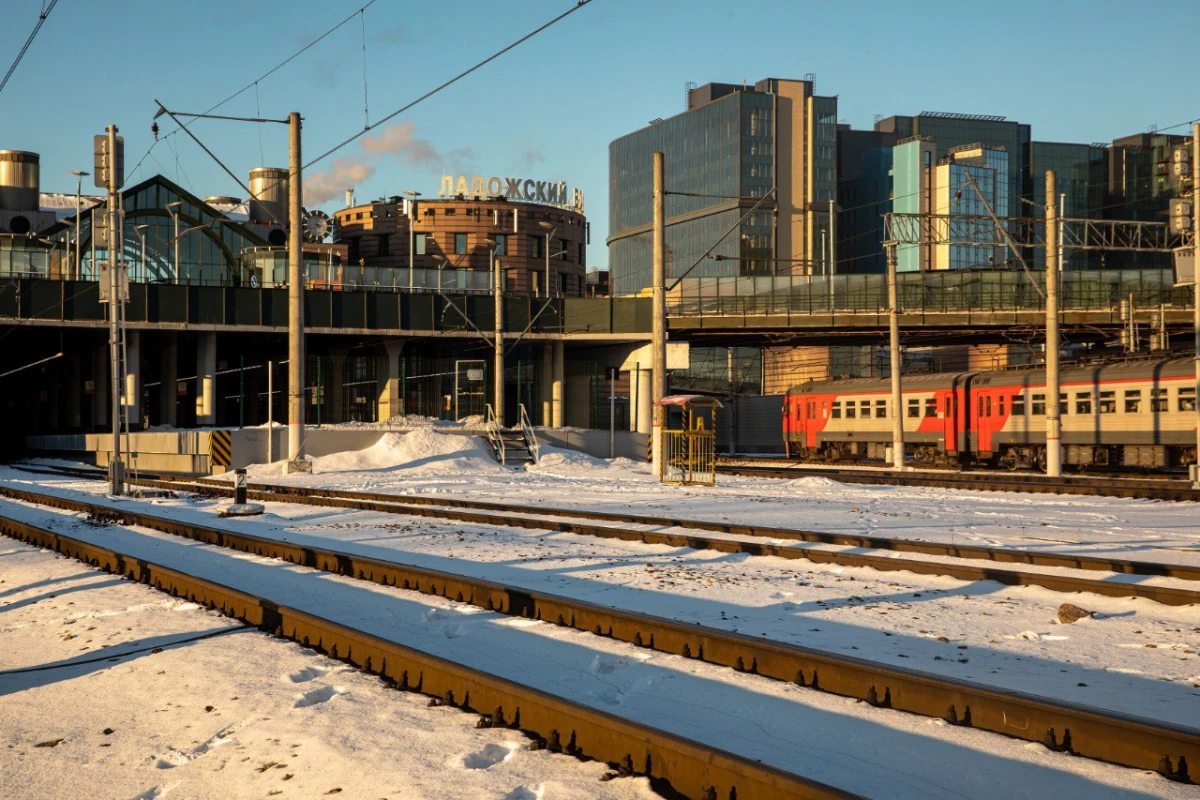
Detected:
[0,482,1196,784]
[19,469,1196,606]
[716,459,1200,501]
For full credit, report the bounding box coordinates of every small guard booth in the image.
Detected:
[656,395,721,486]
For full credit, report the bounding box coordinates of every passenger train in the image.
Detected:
[783,357,1198,470]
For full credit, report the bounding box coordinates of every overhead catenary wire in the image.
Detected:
[0,0,59,99]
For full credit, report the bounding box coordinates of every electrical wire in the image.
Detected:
[0,0,59,99]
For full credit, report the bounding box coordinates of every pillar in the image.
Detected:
[66,350,82,430]
[377,341,404,422]
[196,333,216,426]
[541,343,554,426]
[551,340,564,428]
[92,342,109,429]
[159,333,178,427]
[123,331,142,430]
[636,368,652,435]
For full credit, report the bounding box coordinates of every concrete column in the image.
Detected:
[123,331,142,429]
[551,340,564,428]
[541,343,554,426]
[196,333,216,426]
[92,343,109,429]
[66,350,82,430]
[635,368,652,435]
[159,333,178,427]
[377,341,404,422]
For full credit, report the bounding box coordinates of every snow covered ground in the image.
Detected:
[4,430,1199,797]
[0,540,656,800]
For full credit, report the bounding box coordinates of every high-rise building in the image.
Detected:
[607,77,838,295]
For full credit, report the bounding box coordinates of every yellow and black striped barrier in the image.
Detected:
[209,430,232,469]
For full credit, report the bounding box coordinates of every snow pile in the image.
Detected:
[528,446,645,478]
[311,430,503,475]
[791,476,844,489]
[382,414,449,428]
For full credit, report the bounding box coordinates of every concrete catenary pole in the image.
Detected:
[286,111,307,471]
[1045,170,1062,477]
[494,255,504,427]
[1193,124,1200,487]
[886,241,903,470]
[106,125,123,495]
[651,152,666,477]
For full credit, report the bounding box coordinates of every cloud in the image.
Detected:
[371,24,410,46]
[304,158,376,205]
[360,122,439,165]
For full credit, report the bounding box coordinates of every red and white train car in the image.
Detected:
[784,357,1198,469]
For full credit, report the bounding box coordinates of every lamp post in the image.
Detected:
[403,190,420,291]
[166,201,182,282]
[483,238,499,298]
[432,254,447,293]
[133,224,149,283]
[168,222,213,284]
[69,170,89,279]
[538,221,556,298]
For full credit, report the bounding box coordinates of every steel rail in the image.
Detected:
[0,511,855,800]
[716,463,1200,502]
[0,486,1196,782]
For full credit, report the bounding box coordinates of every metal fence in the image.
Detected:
[661,430,716,485]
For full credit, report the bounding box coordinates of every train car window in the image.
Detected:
[1099,391,1116,414]
[998,396,1006,416]
[1179,387,1196,412]
[908,399,920,418]
[875,400,887,418]
[1151,390,1168,412]
[1032,394,1046,415]
[1075,392,1092,414]
[1124,390,1142,413]
[925,398,937,417]
[977,397,984,417]
[1012,394,1025,416]
[985,396,992,416]
[845,402,857,419]
[831,402,841,419]
[859,400,871,418]
[1060,393,1069,415]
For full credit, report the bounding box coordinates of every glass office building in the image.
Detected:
[608,78,835,295]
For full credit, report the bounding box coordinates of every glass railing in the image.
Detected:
[666,269,1191,315]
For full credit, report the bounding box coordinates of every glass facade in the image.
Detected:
[1028,142,1107,270]
[609,88,778,295]
[941,149,1009,270]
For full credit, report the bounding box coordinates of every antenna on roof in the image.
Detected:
[684,81,696,111]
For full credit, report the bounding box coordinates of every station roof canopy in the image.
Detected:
[657,394,723,407]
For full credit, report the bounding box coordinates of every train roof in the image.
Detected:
[786,372,975,396]
[972,356,1194,388]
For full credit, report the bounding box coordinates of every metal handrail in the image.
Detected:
[518,403,540,464]
[485,403,506,465]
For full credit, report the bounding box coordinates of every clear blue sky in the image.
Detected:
[1,0,1195,267]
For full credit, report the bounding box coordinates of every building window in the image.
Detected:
[529,235,543,259]
[907,398,920,418]
[1124,390,1142,413]
[1075,392,1092,415]
[1031,394,1046,415]
[494,234,507,256]
[415,233,428,255]
[578,242,586,264]
[454,233,468,255]
[1180,387,1197,412]
[559,238,570,262]
[874,400,886,418]
[347,237,360,263]
[377,233,390,257]
[559,272,568,294]
[445,207,457,216]
[1151,388,1168,412]
[1099,391,1116,414]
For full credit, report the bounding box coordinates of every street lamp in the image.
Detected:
[166,201,183,282]
[133,224,149,283]
[432,253,447,293]
[68,170,89,279]
[538,221,556,298]
[168,221,213,284]
[403,190,420,291]
[483,238,499,297]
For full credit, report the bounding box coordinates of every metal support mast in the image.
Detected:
[494,255,504,427]
[885,241,903,470]
[1193,124,1200,487]
[1045,170,1062,477]
[286,111,308,472]
[105,125,124,495]
[651,152,666,477]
